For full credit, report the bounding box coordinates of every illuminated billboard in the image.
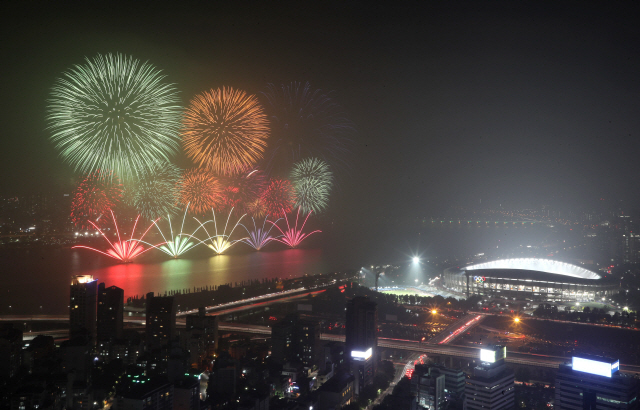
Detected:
[351,348,372,361]
[480,346,506,363]
[572,357,620,378]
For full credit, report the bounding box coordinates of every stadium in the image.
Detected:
[443,258,619,302]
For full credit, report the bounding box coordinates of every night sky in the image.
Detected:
[2,1,640,221]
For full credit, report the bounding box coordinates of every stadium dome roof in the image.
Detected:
[465,258,601,280]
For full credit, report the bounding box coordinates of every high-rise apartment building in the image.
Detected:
[0,325,22,380]
[270,314,321,368]
[298,318,321,368]
[97,283,124,342]
[555,356,639,410]
[146,292,177,350]
[271,315,295,365]
[185,308,218,367]
[69,275,98,341]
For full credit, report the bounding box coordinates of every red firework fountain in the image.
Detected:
[72,210,160,262]
[269,209,321,248]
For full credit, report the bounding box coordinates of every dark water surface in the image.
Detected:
[0,223,550,314]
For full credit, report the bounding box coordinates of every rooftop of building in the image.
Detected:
[317,372,354,393]
[173,375,199,389]
[119,375,172,399]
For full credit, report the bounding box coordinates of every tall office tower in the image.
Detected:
[464,346,515,410]
[97,283,124,342]
[145,292,177,350]
[345,297,377,395]
[411,364,445,410]
[345,297,378,353]
[69,275,98,341]
[555,356,639,410]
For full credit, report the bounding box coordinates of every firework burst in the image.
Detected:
[178,168,222,215]
[128,162,181,220]
[70,171,123,229]
[261,179,296,216]
[245,198,267,219]
[194,208,247,255]
[240,216,282,250]
[219,169,267,212]
[182,87,269,175]
[290,157,333,214]
[47,53,182,182]
[269,209,321,248]
[261,81,354,176]
[72,211,158,262]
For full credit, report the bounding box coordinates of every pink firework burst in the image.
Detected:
[269,209,321,248]
[72,210,161,262]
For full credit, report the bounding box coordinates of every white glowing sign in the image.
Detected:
[480,347,506,363]
[351,348,372,361]
[480,349,496,363]
[572,357,620,378]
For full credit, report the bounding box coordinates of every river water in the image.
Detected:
[0,223,552,315]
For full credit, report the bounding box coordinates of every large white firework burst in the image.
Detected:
[47,53,182,182]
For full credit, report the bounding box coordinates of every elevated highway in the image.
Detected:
[220,323,640,375]
[431,219,546,225]
[11,320,640,375]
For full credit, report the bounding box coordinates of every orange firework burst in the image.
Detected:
[261,179,297,216]
[178,168,222,215]
[182,87,269,175]
[246,198,268,219]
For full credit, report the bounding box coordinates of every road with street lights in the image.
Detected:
[427,313,485,344]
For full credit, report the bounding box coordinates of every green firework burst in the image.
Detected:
[290,157,333,214]
[128,162,181,220]
[47,53,182,182]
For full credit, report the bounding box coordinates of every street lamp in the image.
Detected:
[412,256,420,264]
[514,317,520,323]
